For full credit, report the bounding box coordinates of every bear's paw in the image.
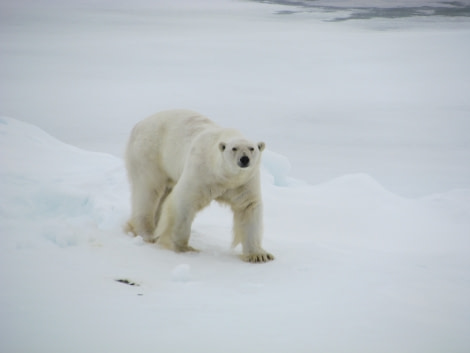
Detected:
[173,243,200,253]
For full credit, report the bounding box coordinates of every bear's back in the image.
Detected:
[132,110,221,180]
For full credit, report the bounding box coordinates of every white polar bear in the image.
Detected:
[125,109,274,263]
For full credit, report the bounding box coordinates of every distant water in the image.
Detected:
[251,0,470,21]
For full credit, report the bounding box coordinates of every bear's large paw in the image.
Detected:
[173,244,200,253]
[124,221,155,242]
[241,252,275,263]
[156,237,199,253]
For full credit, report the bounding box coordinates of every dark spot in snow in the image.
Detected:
[115,278,139,286]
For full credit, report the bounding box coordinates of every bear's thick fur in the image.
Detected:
[125,109,274,263]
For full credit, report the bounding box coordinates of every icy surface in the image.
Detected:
[1,116,469,353]
[1,1,470,352]
[1,0,470,197]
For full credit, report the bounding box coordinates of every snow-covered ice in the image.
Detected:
[1,113,469,352]
[1,0,470,352]
[2,0,470,196]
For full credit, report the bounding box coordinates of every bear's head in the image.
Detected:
[219,139,265,172]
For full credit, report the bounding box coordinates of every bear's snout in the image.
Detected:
[239,156,250,168]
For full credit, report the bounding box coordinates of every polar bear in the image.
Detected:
[125,109,274,263]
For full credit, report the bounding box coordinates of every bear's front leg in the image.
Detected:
[233,201,274,263]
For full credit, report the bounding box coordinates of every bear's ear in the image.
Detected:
[219,142,226,151]
[257,142,266,152]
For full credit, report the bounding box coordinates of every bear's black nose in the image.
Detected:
[239,156,250,167]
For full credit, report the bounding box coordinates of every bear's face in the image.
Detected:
[219,139,265,172]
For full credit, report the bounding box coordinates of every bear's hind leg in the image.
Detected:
[153,186,172,229]
[127,180,165,242]
[155,184,202,253]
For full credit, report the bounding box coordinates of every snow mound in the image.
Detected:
[262,149,292,186]
[0,117,129,250]
[171,263,192,282]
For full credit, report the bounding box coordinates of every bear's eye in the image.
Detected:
[232,147,238,152]
[249,147,254,152]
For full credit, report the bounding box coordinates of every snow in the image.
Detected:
[1,1,470,352]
